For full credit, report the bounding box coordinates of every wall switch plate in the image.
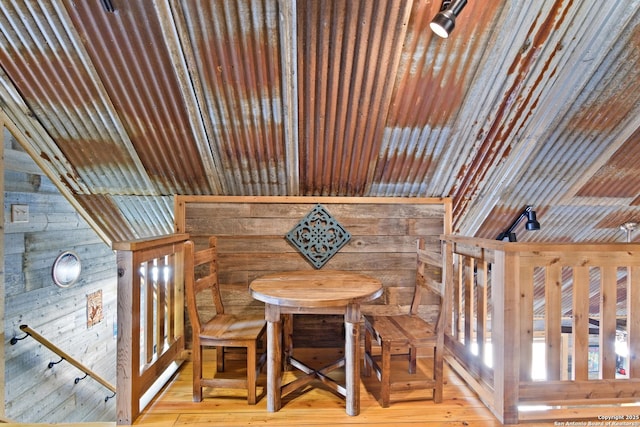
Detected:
[11,204,29,223]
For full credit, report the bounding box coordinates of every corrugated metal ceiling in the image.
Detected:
[1,0,640,245]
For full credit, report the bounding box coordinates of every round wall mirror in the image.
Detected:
[52,251,82,288]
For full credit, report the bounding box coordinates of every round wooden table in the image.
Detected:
[250,270,383,416]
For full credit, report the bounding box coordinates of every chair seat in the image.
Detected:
[200,314,266,342]
[364,314,436,346]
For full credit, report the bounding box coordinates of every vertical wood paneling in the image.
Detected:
[0,125,5,419]
[116,249,136,425]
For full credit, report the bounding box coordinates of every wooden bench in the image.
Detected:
[174,196,451,347]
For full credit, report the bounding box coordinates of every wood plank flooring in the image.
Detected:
[134,348,508,427]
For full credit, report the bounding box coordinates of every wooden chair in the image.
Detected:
[363,237,446,407]
[184,237,267,404]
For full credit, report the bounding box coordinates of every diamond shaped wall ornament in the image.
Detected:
[285,204,351,269]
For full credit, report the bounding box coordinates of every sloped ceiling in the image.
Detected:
[1,0,640,245]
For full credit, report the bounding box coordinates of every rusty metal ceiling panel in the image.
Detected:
[0,1,151,194]
[576,130,640,199]
[62,0,217,195]
[76,194,174,242]
[371,0,503,197]
[176,0,289,196]
[297,0,412,196]
[455,1,640,241]
[2,0,640,244]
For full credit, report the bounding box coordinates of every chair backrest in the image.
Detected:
[184,236,225,333]
[409,237,445,330]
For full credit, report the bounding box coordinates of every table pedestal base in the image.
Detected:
[264,303,361,416]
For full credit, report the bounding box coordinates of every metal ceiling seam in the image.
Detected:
[428,2,517,199]
[243,0,275,196]
[0,69,89,194]
[363,0,414,197]
[156,0,225,195]
[279,0,299,197]
[185,4,242,195]
[457,1,606,235]
[453,0,568,213]
[106,3,193,195]
[56,1,160,195]
[29,1,126,192]
[1,109,112,245]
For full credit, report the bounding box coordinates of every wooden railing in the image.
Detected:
[112,234,188,425]
[441,235,640,424]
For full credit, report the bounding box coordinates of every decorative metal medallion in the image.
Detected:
[285,204,351,269]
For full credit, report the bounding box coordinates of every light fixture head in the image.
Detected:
[526,209,540,231]
[620,222,637,232]
[430,0,468,39]
[430,10,456,38]
[620,222,638,242]
[496,205,541,242]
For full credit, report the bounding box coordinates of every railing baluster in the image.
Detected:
[145,259,155,365]
[545,263,562,380]
[158,255,167,355]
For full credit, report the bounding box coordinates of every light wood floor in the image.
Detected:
[133,348,512,427]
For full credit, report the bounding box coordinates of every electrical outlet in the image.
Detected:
[11,204,29,223]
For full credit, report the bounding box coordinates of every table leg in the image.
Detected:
[283,313,293,371]
[344,303,360,416]
[265,304,282,412]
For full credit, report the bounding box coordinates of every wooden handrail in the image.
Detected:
[16,324,116,395]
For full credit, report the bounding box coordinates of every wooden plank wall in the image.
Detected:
[3,133,117,423]
[175,196,451,347]
[0,127,5,419]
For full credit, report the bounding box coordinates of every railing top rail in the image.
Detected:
[441,234,640,253]
[175,195,451,205]
[111,233,189,252]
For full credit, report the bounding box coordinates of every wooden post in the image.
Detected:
[492,248,520,424]
[116,249,139,425]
